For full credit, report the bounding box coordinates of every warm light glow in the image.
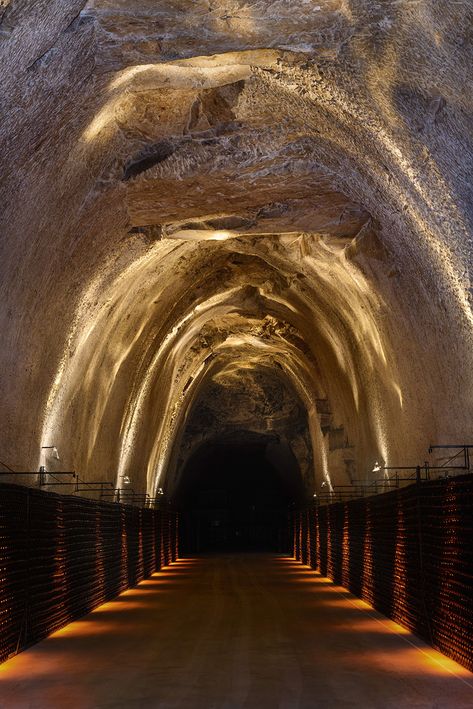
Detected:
[283,558,473,682]
[41,198,404,502]
[166,229,234,241]
[83,62,253,143]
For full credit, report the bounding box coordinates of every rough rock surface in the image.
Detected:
[1,0,472,498]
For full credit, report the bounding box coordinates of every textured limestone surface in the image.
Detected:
[1,0,473,498]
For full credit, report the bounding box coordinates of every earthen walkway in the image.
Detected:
[1,554,472,708]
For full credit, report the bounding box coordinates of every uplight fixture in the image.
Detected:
[41,445,60,460]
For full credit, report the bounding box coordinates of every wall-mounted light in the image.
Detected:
[121,474,131,485]
[41,445,60,460]
[157,487,164,496]
[167,229,233,241]
[372,461,382,473]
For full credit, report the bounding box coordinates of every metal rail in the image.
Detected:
[0,470,76,487]
[314,443,473,505]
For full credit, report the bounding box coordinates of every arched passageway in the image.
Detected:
[1,0,473,705]
[176,435,305,553]
[2,0,473,493]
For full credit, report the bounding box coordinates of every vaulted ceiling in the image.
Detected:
[1,0,472,499]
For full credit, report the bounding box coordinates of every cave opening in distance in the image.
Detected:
[175,434,306,554]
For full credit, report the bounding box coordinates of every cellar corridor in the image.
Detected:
[2,0,473,706]
[176,438,305,554]
[1,554,472,709]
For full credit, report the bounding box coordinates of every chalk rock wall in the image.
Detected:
[0,0,472,499]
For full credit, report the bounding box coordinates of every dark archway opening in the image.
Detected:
[175,434,306,554]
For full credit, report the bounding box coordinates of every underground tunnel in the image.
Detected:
[176,435,305,553]
[1,0,473,706]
